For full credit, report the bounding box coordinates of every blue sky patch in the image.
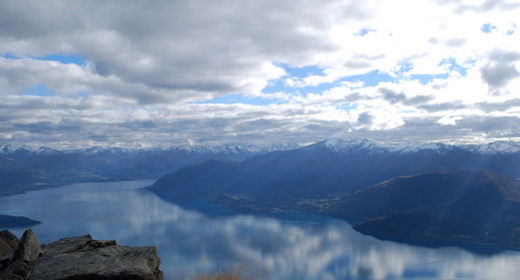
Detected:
[2,52,86,66]
[336,103,358,112]
[1,53,21,59]
[481,23,497,33]
[20,84,54,97]
[354,28,376,36]
[264,64,329,96]
[409,73,449,85]
[395,61,414,75]
[279,64,325,78]
[340,70,395,87]
[195,93,287,106]
[36,53,86,66]
[439,58,467,76]
[264,69,397,97]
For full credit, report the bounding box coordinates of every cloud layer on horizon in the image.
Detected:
[0,0,519,148]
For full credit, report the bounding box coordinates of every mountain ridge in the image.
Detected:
[3,139,520,156]
[330,169,520,250]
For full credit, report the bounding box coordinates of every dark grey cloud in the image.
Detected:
[379,88,433,106]
[481,63,520,89]
[419,102,466,112]
[477,99,520,112]
[0,0,373,103]
[403,95,434,105]
[357,112,374,126]
[379,88,406,104]
[489,49,520,62]
[345,92,371,102]
[481,49,520,91]
[459,116,520,136]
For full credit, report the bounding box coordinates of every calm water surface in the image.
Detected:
[1,180,520,280]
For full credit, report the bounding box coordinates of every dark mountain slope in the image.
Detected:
[150,140,520,204]
[0,215,41,229]
[0,156,50,195]
[0,146,261,195]
[239,143,520,195]
[151,160,281,201]
[330,170,520,249]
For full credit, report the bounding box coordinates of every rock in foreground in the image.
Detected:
[1,229,163,280]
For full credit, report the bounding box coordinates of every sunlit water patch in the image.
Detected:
[1,181,520,279]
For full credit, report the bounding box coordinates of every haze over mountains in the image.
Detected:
[2,138,519,196]
[147,139,520,250]
[335,170,520,250]
[0,144,271,195]
[151,139,520,200]
[3,138,520,250]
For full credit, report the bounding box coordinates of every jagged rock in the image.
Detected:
[12,229,42,264]
[0,230,19,274]
[0,231,19,256]
[1,229,43,279]
[0,255,11,275]
[2,230,163,280]
[29,234,163,280]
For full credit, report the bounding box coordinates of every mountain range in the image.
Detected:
[150,139,520,201]
[0,144,276,195]
[148,139,520,251]
[4,138,520,250]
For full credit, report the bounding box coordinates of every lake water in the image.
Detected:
[1,180,520,280]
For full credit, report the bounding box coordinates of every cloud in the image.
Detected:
[0,0,371,102]
[419,102,467,112]
[1,0,520,147]
[480,49,520,92]
[481,63,520,89]
[379,88,406,104]
[477,99,520,112]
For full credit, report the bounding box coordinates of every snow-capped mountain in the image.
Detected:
[0,143,301,156]
[308,138,388,153]
[306,138,520,155]
[462,141,520,154]
[2,139,520,159]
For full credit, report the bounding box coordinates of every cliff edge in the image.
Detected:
[0,229,163,280]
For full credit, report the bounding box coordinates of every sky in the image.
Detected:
[0,0,519,148]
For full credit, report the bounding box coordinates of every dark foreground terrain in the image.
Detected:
[0,229,163,280]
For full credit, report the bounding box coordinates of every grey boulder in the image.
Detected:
[1,228,43,279]
[29,234,163,280]
[1,230,163,280]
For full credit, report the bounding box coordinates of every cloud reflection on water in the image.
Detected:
[1,181,520,279]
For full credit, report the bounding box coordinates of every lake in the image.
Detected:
[1,180,520,279]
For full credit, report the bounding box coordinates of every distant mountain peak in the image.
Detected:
[1,139,520,155]
[311,138,386,153]
[307,138,520,155]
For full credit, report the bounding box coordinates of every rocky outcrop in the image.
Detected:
[0,230,18,273]
[0,230,18,257]
[1,229,163,280]
[1,228,42,280]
